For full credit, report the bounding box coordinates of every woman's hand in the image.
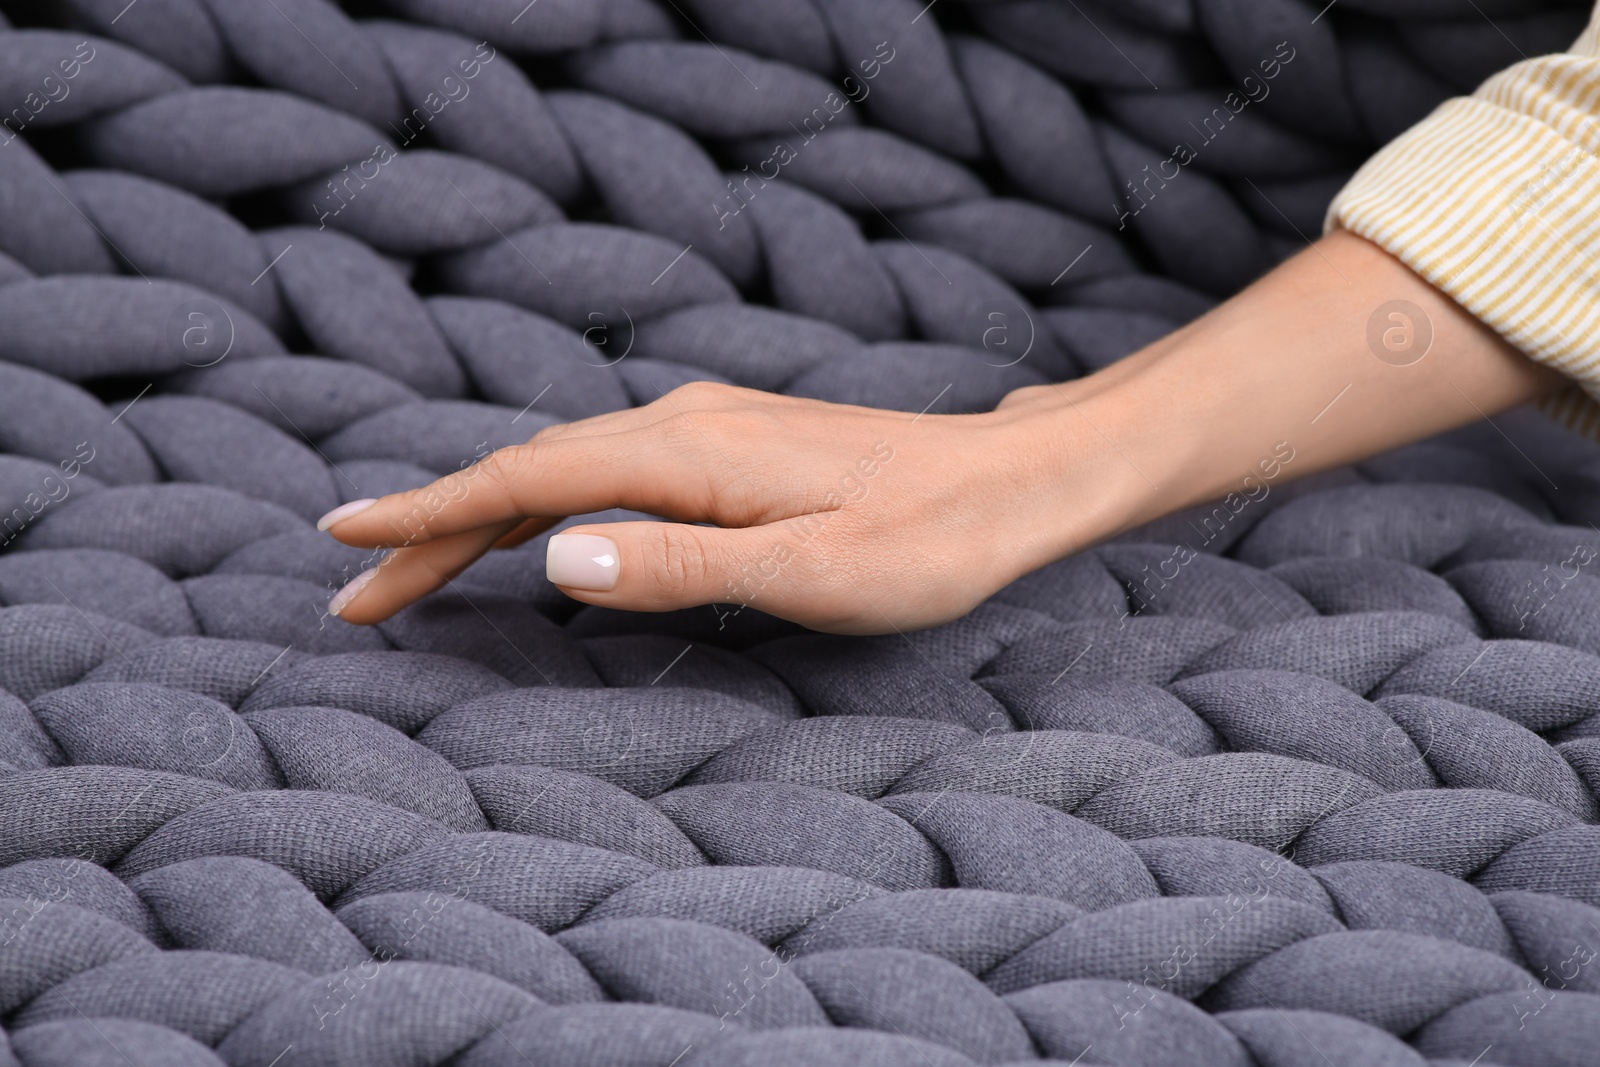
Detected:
[317,381,1140,634]
[319,232,1567,636]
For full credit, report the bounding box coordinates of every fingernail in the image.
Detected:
[328,568,378,617]
[317,498,377,532]
[547,534,620,591]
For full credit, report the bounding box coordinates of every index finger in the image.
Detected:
[318,430,714,549]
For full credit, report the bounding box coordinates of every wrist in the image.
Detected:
[978,385,1182,580]
[992,346,1287,571]
[1066,353,1311,530]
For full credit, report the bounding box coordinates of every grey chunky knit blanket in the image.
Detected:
[3,0,1600,1064]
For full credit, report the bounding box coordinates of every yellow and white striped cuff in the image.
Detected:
[1326,51,1600,441]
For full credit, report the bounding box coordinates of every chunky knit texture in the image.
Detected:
[4,1,1600,1065]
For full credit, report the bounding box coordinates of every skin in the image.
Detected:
[324,230,1566,633]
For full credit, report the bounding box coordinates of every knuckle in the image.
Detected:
[667,380,733,408]
[652,526,712,598]
[382,494,438,545]
[405,547,451,584]
[674,407,765,459]
[1003,384,1049,407]
[527,421,566,445]
[695,407,755,437]
[476,445,533,493]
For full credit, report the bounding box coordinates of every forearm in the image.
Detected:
[1013,230,1567,561]
[323,233,1568,634]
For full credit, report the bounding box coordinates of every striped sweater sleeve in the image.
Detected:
[1325,3,1600,439]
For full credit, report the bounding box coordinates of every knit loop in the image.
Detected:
[4,0,1600,1061]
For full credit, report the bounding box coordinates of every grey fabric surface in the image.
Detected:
[2,0,1600,1064]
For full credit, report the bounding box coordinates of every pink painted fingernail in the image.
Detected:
[328,568,378,616]
[547,534,620,591]
[316,498,377,532]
